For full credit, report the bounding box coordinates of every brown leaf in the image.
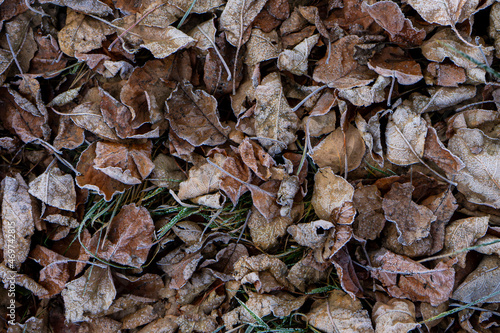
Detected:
[332,247,363,298]
[220,0,268,47]
[311,167,355,221]
[93,141,154,185]
[372,299,418,333]
[444,216,489,267]
[338,75,390,107]
[447,109,500,137]
[287,252,329,292]
[452,255,500,303]
[239,138,276,180]
[76,142,130,201]
[57,9,114,57]
[30,33,68,78]
[177,153,225,200]
[200,243,249,281]
[248,204,302,250]
[245,28,281,66]
[254,72,299,155]
[30,245,70,298]
[405,0,485,26]
[39,0,112,15]
[306,289,374,333]
[53,116,85,150]
[368,46,423,85]
[362,1,425,47]
[28,165,76,212]
[310,125,366,173]
[426,62,466,87]
[382,182,436,246]
[313,35,376,89]
[370,248,455,306]
[2,174,36,270]
[220,151,251,205]
[90,203,155,268]
[150,153,186,190]
[277,34,319,76]
[188,19,217,52]
[166,82,230,146]
[234,254,292,292]
[288,220,335,249]
[353,184,385,240]
[0,263,48,297]
[61,266,116,322]
[355,111,384,167]
[474,235,500,255]
[386,103,427,166]
[304,90,337,137]
[448,128,500,208]
[423,126,465,175]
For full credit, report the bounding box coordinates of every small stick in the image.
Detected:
[6,33,23,74]
[197,26,232,81]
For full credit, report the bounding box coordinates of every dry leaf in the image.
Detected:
[421,28,494,69]
[311,167,355,221]
[58,9,114,57]
[188,19,216,52]
[306,289,374,333]
[90,203,155,268]
[443,216,489,267]
[332,247,363,298]
[245,29,281,66]
[277,34,319,75]
[62,266,116,322]
[288,220,334,249]
[28,165,76,212]
[310,125,366,173]
[355,111,384,166]
[234,254,292,292]
[370,248,455,306]
[76,142,130,201]
[287,252,329,292]
[386,103,427,166]
[474,235,500,255]
[452,255,500,303]
[220,0,268,47]
[239,138,276,180]
[338,75,390,107]
[423,126,465,175]
[305,90,337,137]
[352,184,385,240]
[150,153,186,190]
[30,245,70,298]
[254,72,299,155]
[447,109,500,137]
[411,86,477,114]
[313,35,376,89]
[382,182,436,246]
[39,0,112,15]
[1,174,36,270]
[372,299,418,333]
[177,153,225,200]
[405,0,483,26]
[368,46,423,85]
[426,62,466,87]
[166,82,230,146]
[448,128,500,208]
[53,116,85,150]
[362,1,425,47]
[0,263,48,297]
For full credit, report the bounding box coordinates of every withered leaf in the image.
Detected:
[0,263,48,297]
[220,0,268,47]
[254,72,299,155]
[245,28,281,66]
[28,165,76,212]
[426,62,466,87]
[177,153,225,200]
[353,184,385,241]
[362,1,425,47]
[311,167,355,221]
[452,255,500,303]
[405,0,484,26]
[368,46,423,85]
[277,34,319,76]
[39,0,112,16]
[370,248,455,306]
[448,128,500,208]
[57,9,114,57]
[332,247,363,298]
[220,151,251,205]
[306,290,374,333]
[1,174,36,270]
[287,220,334,249]
[310,125,366,173]
[383,182,436,246]
[30,245,70,298]
[61,266,116,322]
[76,142,130,201]
[93,141,155,185]
[423,126,465,175]
[234,254,292,292]
[188,19,216,52]
[338,75,390,107]
[239,138,276,180]
[287,252,329,292]
[355,111,384,167]
[166,82,230,146]
[90,203,155,268]
[372,299,418,333]
[386,103,427,166]
[150,153,186,190]
[444,216,489,267]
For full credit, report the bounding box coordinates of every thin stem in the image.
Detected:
[6,33,23,74]
[196,26,232,81]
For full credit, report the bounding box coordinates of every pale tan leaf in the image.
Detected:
[448,128,500,208]
[39,0,112,15]
[310,125,366,173]
[444,216,489,267]
[177,153,225,200]
[188,19,217,52]
[1,174,36,270]
[474,235,500,255]
[277,34,319,75]
[245,29,281,66]
[372,299,418,333]
[28,165,76,212]
[355,111,384,167]
[452,255,500,303]
[57,9,114,57]
[287,220,334,249]
[306,290,374,333]
[386,103,427,166]
[311,167,355,221]
[410,86,477,113]
[239,138,276,180]
[287,252,329,292]
[61,266,116,322]
[254,72,299,155]
[166,82,230,147]
[234,254,292,292]
[0,263,49,297]
[338,75,390,107]
[220,0,268,47]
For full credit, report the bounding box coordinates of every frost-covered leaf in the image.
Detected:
[28,165,76,212]
[220,0,268,47]
[444,216,489,267]
[62,266,116,322]
[177,153,226,200]
[448,128,500,208]
[39,0,112,15]
[368,46,423,85]
[372,299,418,333]
[405,0,485,26]
[277,34,319,75]
[150,153,186,190]
[245,29,281,66]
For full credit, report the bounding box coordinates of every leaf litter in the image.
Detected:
[2,0,500,332]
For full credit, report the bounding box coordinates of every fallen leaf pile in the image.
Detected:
[2,0,500,332]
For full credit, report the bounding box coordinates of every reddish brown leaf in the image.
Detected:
[368,46,423,85]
